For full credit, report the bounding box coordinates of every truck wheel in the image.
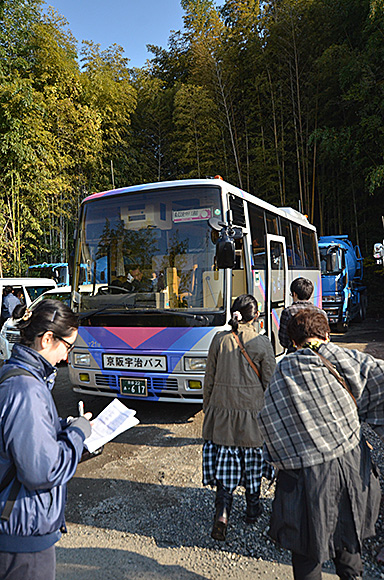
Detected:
[336,318,348,333]
[356,294,368,322]
[356,303,365,322]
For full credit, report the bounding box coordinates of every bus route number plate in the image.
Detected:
[120,378,148,397]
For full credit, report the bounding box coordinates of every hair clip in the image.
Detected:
[22,309,33,321]
[232,311,242,321]
[50,310,57,323]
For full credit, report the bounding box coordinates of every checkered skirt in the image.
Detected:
[202,441,275,494]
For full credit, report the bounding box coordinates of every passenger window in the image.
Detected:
[302,228,319,269]
[232,239,247,302]
[291,224,304,268]
[249,206,266,268]
[265,212,279,235]
[280,218,294,267]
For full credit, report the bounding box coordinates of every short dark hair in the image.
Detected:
[288,309,330,346]
[4,286,13,295]
[290,278,314,301]
[229,294,259,332]
[15,299,79,347]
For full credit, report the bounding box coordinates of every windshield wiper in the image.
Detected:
[79,306,211,324]
[154,309,211,323]
[79,304,130,320]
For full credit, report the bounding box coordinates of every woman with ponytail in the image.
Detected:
[202,294,276,541]
[0,300,92,580]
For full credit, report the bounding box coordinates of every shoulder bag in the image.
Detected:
[313,350,358,407]
[231,331,261,380]
[314,350,375,451]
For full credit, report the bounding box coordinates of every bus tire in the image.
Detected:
[336,317,348,333]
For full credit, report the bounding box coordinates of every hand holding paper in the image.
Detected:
[83,399,139,453]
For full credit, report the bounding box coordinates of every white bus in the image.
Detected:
[69,178,321,403]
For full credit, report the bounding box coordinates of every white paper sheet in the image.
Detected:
[83,399,139,453]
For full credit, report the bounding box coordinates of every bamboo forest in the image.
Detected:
[1,0,384,277]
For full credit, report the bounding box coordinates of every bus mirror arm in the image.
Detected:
[208,217,226,231]
[208,217,243,239]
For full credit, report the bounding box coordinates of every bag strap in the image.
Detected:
[314,351,358,408]
[0,472,20,521]
[0,367,34,521]
[231,331,261,380]
[0,368,34,385]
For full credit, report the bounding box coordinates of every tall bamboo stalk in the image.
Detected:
[267,68,283,205]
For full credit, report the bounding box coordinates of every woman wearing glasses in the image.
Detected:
[0,299,92,580]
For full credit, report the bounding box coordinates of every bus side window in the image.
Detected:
[249,206,266,268]
[280,218,294,267]
[302,228,319,269]
[291,224,304,268]
[232,239,247,300]
[265,212,279,235]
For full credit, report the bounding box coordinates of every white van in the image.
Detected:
[0,278,57,360]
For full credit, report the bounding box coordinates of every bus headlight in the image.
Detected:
[74,353,91,367]
[184,357,207,372]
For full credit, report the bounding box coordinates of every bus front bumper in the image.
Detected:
[70,368,204,403]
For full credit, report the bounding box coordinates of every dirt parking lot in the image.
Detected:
[53,318,384,580]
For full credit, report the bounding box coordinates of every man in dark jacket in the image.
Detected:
[278,277,325,353]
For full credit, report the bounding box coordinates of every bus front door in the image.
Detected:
[266,235,288,356]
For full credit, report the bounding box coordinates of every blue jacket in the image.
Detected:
[0,343,89,552]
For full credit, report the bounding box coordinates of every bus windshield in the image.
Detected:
[76,185,224,313]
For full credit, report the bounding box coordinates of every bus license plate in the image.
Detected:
[120,378,148,397]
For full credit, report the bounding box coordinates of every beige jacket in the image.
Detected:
[202,321,276,447]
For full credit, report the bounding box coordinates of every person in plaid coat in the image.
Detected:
[258,309,383,580]
[202,294,275,541]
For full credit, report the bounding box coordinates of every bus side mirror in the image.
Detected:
[216,232,236,268]
[208,217,243,269]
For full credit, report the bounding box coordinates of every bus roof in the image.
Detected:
[82,178,314,229]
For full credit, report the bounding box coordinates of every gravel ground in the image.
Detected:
[58,418,384,579]
[55,319,384,579]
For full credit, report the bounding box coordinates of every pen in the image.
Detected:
[78,400,84,417]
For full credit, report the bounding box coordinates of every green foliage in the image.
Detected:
[80,41,137,190]
[1,0,384,274]
[172,83,221,178]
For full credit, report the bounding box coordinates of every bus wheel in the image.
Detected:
[336,318,348,333]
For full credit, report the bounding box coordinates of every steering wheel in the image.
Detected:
[97,285,130,295]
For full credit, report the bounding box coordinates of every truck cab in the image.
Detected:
[319,235,367,332]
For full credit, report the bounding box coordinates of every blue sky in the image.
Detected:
[45,0,186,69]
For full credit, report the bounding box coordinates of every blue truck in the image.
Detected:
[318,235,367,332]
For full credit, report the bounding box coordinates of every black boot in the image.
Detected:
[211,482,233,541]
[245,490,262,523]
